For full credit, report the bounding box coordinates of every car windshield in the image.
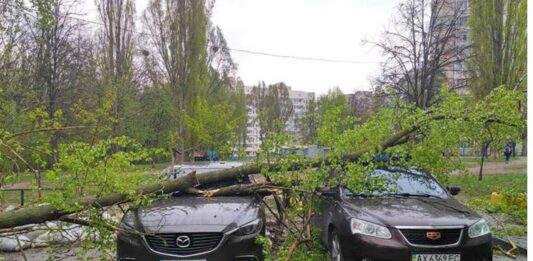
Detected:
[345,169,447,198]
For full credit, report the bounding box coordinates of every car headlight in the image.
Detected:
[119,212,136,231]
[233,218,263,236]
[350,218,391,239]
[468,219,490,238]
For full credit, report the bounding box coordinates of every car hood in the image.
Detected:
[127,196,260,234]
[342,197,481,228]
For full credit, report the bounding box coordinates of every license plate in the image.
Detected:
[160,259,206,261]
[411,254,460,261]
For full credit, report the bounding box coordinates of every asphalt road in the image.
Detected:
[0,247,525,261]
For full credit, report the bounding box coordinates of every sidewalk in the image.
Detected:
[453,157,527,176]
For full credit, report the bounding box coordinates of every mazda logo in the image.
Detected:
[176,235,191,248]
[426,231,441,240]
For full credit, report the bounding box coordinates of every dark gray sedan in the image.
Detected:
[117,174,265,261]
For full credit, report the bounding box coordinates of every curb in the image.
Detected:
[493,236,527,256]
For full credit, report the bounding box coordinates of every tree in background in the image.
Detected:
[315,88,354,146]
[0,0,243,171]
[201,11,247,156]
[138,86,175,163]
[185,98,242,159]
[248,82,294,145]
[25,0,95,166]
[468,0,527,97]
[468,0,527,155]
[370,0,469,108]
[317,88,350,117]
[231,81,249,152]
[299,99,319,144]
[142,0,209,163]
[96,0,138,146]
[299,87,352,145]
[0,1,33,172]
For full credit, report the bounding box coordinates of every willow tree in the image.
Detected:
[142,0,209,163]
[468,0,527,155]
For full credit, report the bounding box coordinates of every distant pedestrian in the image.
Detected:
[504,144,512,163]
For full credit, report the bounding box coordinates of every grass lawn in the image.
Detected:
[0,163,168,206]
[448,173,527,198]
[458,156,525,167]
[448,173,527,236]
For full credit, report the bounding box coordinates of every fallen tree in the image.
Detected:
[0,93,522,230]
[0,172,200,229]
[0,120,423,229]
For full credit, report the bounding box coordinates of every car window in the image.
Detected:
[370,169,447,197]
[342,169,447,198]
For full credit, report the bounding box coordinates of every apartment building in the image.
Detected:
[438,0,470,93]
[287,88,315,142]
[345,91,373,118]
[244,86,261,157]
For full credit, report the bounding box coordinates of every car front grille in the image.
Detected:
[144,232,223,256]
[399,228,462,246]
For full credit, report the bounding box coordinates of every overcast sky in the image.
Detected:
[211,0,399,95]
[84,0,401,95]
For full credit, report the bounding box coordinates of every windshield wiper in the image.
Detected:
[348,193,374,198]
[382,192,442,199]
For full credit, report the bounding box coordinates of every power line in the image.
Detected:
[229,48,380,64]
[9,2,380,65]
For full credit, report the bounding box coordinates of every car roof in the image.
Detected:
[162,161,244,175]
[374,167,432,178]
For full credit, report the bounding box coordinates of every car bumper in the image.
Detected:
[117,232,263,261]
[339,232,493,261]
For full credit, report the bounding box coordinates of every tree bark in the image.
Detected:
[0,172,200,229]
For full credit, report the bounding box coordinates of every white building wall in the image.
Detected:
[452,0,470,93]
[244,86,261,156]
[287,88,315,142]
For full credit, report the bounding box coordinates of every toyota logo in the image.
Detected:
[176,235,191,248]
[426,231,441,240]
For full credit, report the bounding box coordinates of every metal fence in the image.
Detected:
[0,188,57,206]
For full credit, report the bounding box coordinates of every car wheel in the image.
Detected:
[329,230,343,261]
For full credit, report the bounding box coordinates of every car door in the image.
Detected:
[314,187,342,245]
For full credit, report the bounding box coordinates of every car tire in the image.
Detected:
[329,229,344,261]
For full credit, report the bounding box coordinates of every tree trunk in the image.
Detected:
[0,172,200,229]
[521,131,527,156]
[479,141,491,181]
[479,151,485,181]
[49,134,59,168]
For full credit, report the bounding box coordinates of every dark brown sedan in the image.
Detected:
[313,169,492,261]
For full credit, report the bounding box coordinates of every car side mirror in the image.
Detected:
[447,186,461,196]
[316,187,337,197]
